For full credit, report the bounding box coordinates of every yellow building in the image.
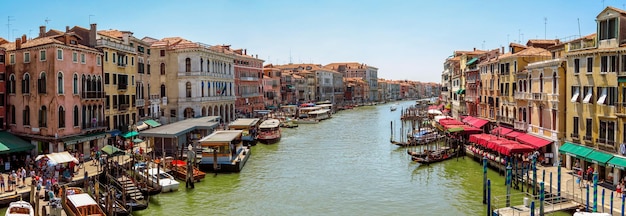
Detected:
[477,49,501,122]
[97,30,139,137]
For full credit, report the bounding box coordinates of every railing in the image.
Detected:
[240,76,259,81]
[177,96,236,103]
[150,94,161,100]
[136,99,145,107]
[118,83,128,90]
[547,94,559,102]
[81,91,105,99]
[177,72,234,79]
[568,39,596,51]
[241,93,260,97]
[532,93,546,101]
[96,39,135,53]
[119,104,130,111]
[571,133,580,141]
[514,92,528,100]
[583,135,592,142]
[514,120,528,131]
[82,121,107,131]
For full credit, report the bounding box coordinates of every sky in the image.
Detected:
[0,0,615,83]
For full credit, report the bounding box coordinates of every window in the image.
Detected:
[105,51,108,62]
[58,106,65,128]
[8,75,15,94]
[160,84,166,97]
[38,72,46,94]
[97,56,101,66]
[186,82,192,98]
[573,117,579,135]
[57,49,63,60]
[73,74,78,94]
[607,87,617,106]
[24,52,30,63]
[147,63,151,74]
[40,50,46,61]
[23,106,29,126]
[582,86,593,104]
[571,86,580,102]
[599,18,617,40]
[105,96,110,109]
[552,72,557,93]
[112,53,116,63]
[160,63,165,75]
[104,73,109,84]
[514,61,517,72]
[73,106,79,127]
[160,50,165,56]
[131,57,134,66]
[599,120,616,143]
[574,59,580,73]
[39,106,47,128]
[10,105,14,124]
[587,57,593,73]
[22,74,30,94]
[185,58,191,72]
[80,53,85,64]
[57,72,63,94]
[0,54,4,63]
[72,52,77,62]
[0,94,3,106]
[585,118,592,137]
[113,95,118,109]
[9,54,14,64]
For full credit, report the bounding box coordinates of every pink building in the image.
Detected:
[262,68,282,109]
[2,25,106,155]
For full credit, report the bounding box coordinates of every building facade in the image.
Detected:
[230,47,264,114]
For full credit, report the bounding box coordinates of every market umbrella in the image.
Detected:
[427,109,443,115]
[171,160,187,167]
[101,144,125,156]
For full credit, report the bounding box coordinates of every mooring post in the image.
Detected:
[557,162,561,198]
[586,184,590,212]
[602,189,605,212]
[530,201,535,216]
[483,156,488,204]
[487,179,491,216]
[532,157,537,196]
[549,172,553,195]
[593,171,598,212]
[540,182,544,216]
[621,194,625,216]
[506,164,512,207]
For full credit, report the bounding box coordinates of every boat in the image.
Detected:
[5,201,33,216]
[257,119,281,144]
[573,212,611,216]
[106,174,149,211]
[407,149,435,158]
[280,118,298,128]
[169,160,206,182]
[412,147,456,165]
[198,130,251,172]
[229,118,261,146]
[63,187,106,216]
[134,163,180,193]
[390,105,397,111]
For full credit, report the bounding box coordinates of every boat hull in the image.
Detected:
[199,148,251,173]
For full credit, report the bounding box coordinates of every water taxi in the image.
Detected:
[198,130,251,172]
[390,105,397,111]
[6,201,33,216]
[257,119,281,144]
[228,118,261,146]
[135,163,180,193]
[63,188,106,216]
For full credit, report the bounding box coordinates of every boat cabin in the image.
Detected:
[198,130,250,172]
[298,106,322,117]
[315,104,333,113]
[65,193,105,216]
[307,109,331,121]
[280,105,298,117]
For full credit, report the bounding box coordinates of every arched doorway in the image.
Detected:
[202,107,206,116]
[209,106,214,116]
[184,107,194,119]
[220,104,225,121]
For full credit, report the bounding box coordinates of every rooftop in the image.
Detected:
[199,130,243,143]
[139,116,220,138]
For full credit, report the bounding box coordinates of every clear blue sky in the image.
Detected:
[0,0,614,82]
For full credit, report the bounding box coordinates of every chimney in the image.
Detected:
[255,54,258,59]
[501,46,504,54]
[89,23,97,47]
[64,34,70,45]
[473,47,476,51]
[39,26,46,38]
[244,49,247,55]
[15,38,21,50]
[21,34,27,44]
[66,26,70,32]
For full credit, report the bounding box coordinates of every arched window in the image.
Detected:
[201,82,205,97]
[207,60,211,72]
[539,73,544,92]
[523,80,527,92]
[160,84,166,97]
[38,72,46,94]
[58,106,65,128]
[10,105,15,124]
[186,82,192,98]
[39,106,47,127]
[552,72,557,93]
[73,74,78,94]
[57,72,64,94]
[22,73,30,94]
[160,63,166,75]
[23,106,29,125]
[200,58,204,72]
[528,75,532,92]
[73,106,79,127]
[8,75,15,94]
[185,58,191,72]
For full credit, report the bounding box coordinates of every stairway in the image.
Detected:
[117,176,145,200]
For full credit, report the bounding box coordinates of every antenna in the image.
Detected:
[577,18,581,38]
[28,29,32,39]
[6,16,14,39]
[482,41,485,50]
[543,17,548,39]
[289,49,292,64]
[518,29,521,43]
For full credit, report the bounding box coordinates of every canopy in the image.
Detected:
[0,131,34,153]
[608,156,626,170]
[122,131,139,138]
[516,134,552,149]
[469,134,500,147]
[495,143,535,156]
[466,57,479,65]
[439,118,464,126]
[144,119,162,127]
[462,116,489,128]
[584,150,613,165]
[433,115,451,122]
[36,152,78,164]
[559,142,594,159]
[427,109,443,115]
[101,145,125,156]
[491,127,513,136]
[504,131,524,139]
[445,125,482,134]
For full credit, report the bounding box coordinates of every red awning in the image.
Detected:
[458,125,483,134]
[469,118,489,128]
[495,143,535,156]
[504,131,524,139]
[516,134,553,149]
[491,127,513,136]
[462,116,474,123]
[469,134,501,147]
[439,118,464,126]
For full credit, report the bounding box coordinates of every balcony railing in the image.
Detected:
[240,76,259,81]
[514,92,528,100]
[118,83,128,90]
[119,104,130,111]
[532,93,546,101]
[571,133,580,141]
[583,135,593,142]
[96,39,135,53]
[568,40,596,51]
[514,120,528,131]
[547,94,559,102]
[81,91,105,99]
[177,72,234,79]
[82,121,107,131]
[136,99,145,107]
[242,93,260,97]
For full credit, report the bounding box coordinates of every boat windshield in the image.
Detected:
[157,173,172,180]
[9,207,30,214]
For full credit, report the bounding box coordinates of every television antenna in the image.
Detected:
[6,16,14,39]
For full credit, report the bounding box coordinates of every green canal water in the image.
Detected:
[0,100,571,216]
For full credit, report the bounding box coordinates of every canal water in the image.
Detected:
[132,100,518,216]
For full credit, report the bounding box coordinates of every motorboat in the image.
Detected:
[135,163,180,193]
[257,119,281,144]
[6,201,33,216]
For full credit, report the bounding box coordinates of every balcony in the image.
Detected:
[616,102,626,116]
[81,91,105,99]
[240,76,259,81]
[532,93,546,101]
[514,120,528,131]
[81,121,107,132]
[242,93,260,97]
[514,92,529,100]
[547,94,559,102]
[568,39,596,51]
[571,133,580,141]
[117,83,128,90]
[95,39,135,53]
[119,104,130,111]
[177,71,234,79]
[583,135,593,142]
[136,99,145,107]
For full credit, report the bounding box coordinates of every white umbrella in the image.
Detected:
[428,109,443,115]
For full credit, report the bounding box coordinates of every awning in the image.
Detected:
[504,131,524,139]
[584,150,613,165]
[63,132,107,146]
[144,119,162,127]
[469,118,489,128]
[0,131,34,153]
[37,152,79,164]
[287,85,295,89]
[491,127,513,136]
[132,138,144,143]
[559,142,594,159]
[136,123,149,131]
[516,134,552,149]
[619,77,626,83]
[108,129,121,137]
[447,127,464,133]
[456,89,465,94]
[466,57,479,65]
[608,156,626,169]
[101,144,125,156]
[122,131,139,139]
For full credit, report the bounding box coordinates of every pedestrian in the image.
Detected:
[0,173,4,193]
[20,167,26,186]
[618,182,623,196]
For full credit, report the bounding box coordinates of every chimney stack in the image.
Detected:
[66,26,70,32]
[21,34,27,44]
[473,47,476,51]
[16,38,22,50]
[89,23,97,47]
[244,49,247,55]
[501,46,504,54]
[39,26,46,38]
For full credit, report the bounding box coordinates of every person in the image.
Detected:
[618,182,623,196]
[0,173,4,193]
[20,167,26,186]
[91,149,96,166]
